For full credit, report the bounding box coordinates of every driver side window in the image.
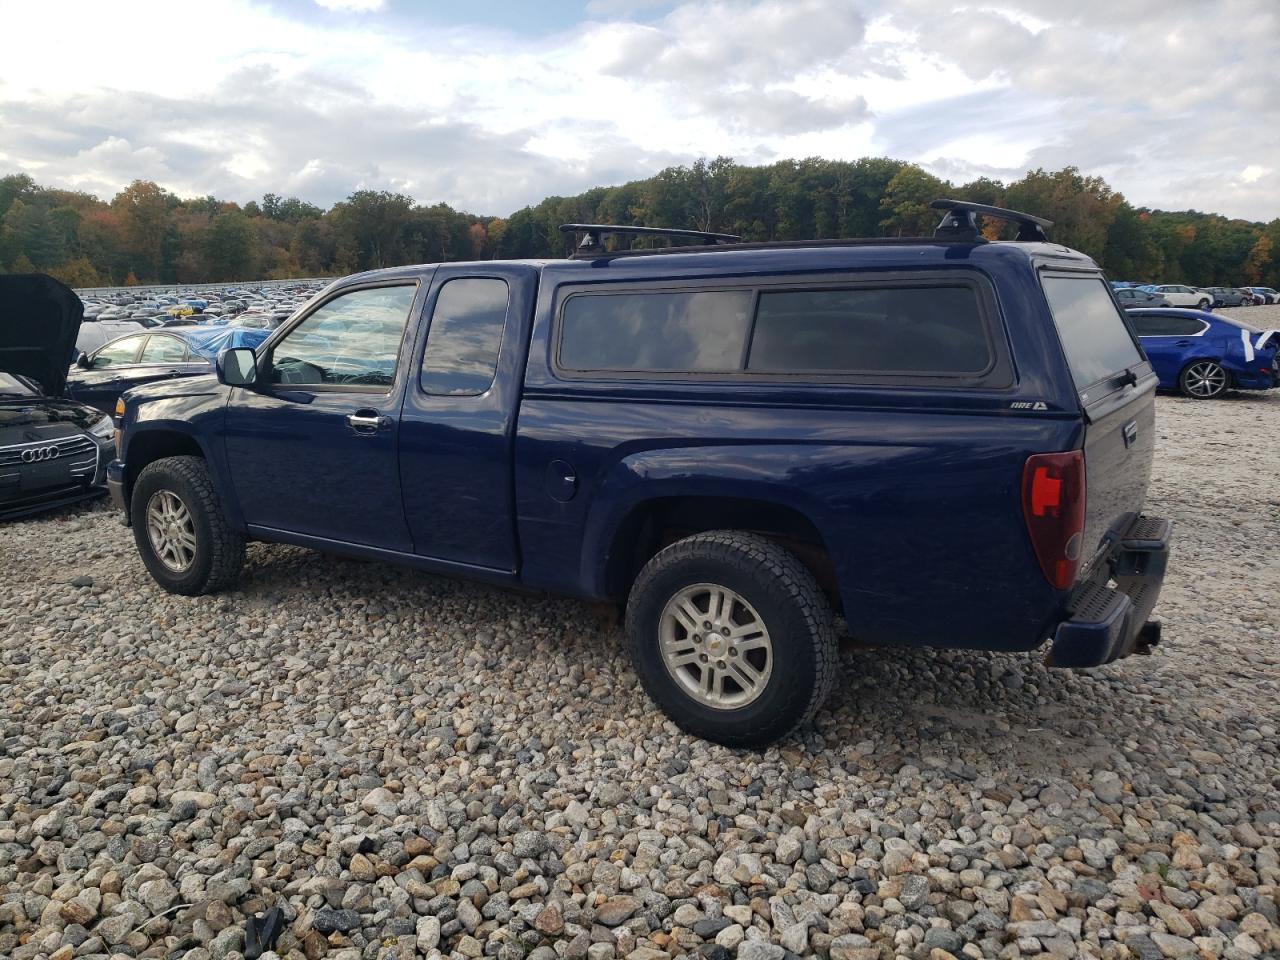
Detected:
[94,335,145,367]
[270,285,416,387]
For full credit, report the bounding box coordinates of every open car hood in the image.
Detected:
[0,274,84,397]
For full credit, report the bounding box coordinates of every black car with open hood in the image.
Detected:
[1,274,114,520]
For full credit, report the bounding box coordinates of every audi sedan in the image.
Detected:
[1,275,114,520]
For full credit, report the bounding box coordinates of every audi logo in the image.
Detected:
[20,446,60,463]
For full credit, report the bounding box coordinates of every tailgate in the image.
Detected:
[1041,273,1156,569]
[1078,378,1156,562]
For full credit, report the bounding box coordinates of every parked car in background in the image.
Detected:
[1243,287,1277,305]
[108,200,1172,746]
[1149,285,1213,309]
[76,317,148,355]
[1,275,114,519]
[66,326,271,414]
[1115,288,1171,309]
[228,313,283,330]
[1128,308,1279,399]
[1207,287,1254,307]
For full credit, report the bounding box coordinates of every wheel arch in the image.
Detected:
[1177,355,1232,396]
[121,425,242,527]
[595,492,840,609]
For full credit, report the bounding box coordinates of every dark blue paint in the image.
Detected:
[112,238,1164,658]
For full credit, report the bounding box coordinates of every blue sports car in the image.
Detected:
[67,326,271,414]
[1127,308,1279,399]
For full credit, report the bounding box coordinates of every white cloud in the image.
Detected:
[0,0,1275,219]
[314,0,386,10]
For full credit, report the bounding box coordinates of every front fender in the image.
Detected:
[120,388,241,528]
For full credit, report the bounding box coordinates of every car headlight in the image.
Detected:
[89,415,114,439]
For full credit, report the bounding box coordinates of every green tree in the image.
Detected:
[112,180,177,280]
[1243,234,1272,284]
[1003,167,1122,262]
[329,190,415,269]
[204,212,258,280]
[880,165,951,236]
[48,257,101,287]
[0,173,37,220]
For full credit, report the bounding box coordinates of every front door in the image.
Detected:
[123,333,213,391]
[223,280,423,551]
[398,265,535,570]
[72,334,147,413]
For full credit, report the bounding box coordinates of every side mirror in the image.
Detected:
[76,353,92,369]
[217,347,259,387]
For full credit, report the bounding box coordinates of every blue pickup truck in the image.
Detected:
[108,201,1171,746]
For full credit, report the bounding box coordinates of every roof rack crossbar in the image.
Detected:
[560,223,741,257]
[929,198,1054,242]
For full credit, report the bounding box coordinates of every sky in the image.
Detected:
[0,0,1276,221]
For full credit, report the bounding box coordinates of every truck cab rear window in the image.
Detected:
[559,283,990,377]
[1042,276,1143,390]
[420,278,510,396]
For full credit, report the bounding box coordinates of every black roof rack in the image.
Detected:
[930,198,1053,242]
[560,223,741,257]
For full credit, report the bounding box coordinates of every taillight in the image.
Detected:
[1022,451,1086,590]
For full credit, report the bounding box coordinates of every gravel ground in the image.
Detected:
[1217,303,1280,328]
[2,390,1278,960]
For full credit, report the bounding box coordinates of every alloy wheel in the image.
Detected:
[146,490,197,573]
[1184,361,1227,398]
[658,583,773,710]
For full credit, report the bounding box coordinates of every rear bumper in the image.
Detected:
[1232,370,1277,390]
[1047,515,1171,668]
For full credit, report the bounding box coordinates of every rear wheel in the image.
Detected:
[625,531,836,747]
[131,456,244,594]
[1178,359,1229,399]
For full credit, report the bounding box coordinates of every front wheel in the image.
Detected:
[131,455,245,595]
[1197,298,1211,310]
[624,531,836,747]
[1178,359,1229,399]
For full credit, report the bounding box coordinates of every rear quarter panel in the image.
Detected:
[516,245,1088,652]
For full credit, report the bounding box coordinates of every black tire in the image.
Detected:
[1197,298,1211,310]
[624,531,836,748]
[1177,359,1229,399]
[131,455,244,595]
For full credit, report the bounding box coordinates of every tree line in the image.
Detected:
[1,157,1277,288]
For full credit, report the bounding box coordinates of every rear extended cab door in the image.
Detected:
[1040,269,1158,568]
[397,263,538,571]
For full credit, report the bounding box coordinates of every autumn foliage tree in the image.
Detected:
[0,161,1277,286]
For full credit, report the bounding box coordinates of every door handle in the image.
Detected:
[347,411,390,434]
[1174,340,1192,346]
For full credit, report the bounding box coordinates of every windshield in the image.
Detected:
[0,372,39,397]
